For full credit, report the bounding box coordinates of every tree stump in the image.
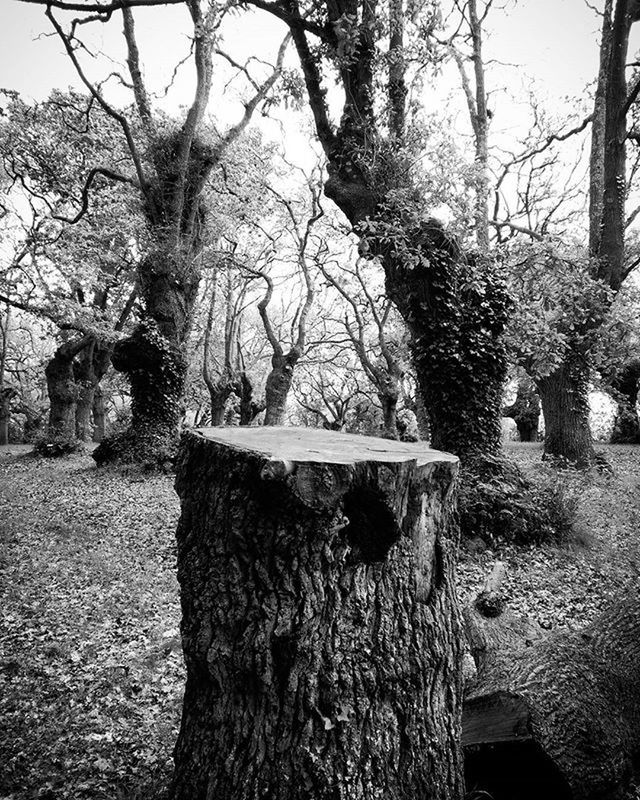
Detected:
[170,426,463,800]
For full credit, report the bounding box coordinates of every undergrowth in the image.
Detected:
[458,453,578,547]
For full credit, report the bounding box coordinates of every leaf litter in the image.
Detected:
[2,442,640,798]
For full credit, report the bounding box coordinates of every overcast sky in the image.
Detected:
[0,1,616,103]
[1,1,637,187]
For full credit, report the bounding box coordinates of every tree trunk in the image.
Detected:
[327,196,509,462]
[74,340,96,441]
[92,386,106,443]
[94,247,199,466]
[171,426,464,800]
[0,304,12,445]
[536,353,594,467]
[93,318,187,467]
[238,372,264,426]
[14,400,43,442]
[463,586,640,800]
[74,339,113,441]
[44,336,91,441]
[379,391,399,439]
[264,354,297,426]
[209,386,231,426]
[0,387,17,445]
[503,377,540,443]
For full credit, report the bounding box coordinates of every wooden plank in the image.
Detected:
[463,690,532,746]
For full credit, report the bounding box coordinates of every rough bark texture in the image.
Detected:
[536,354,594,467]
[96,229,199,464]
[463,586,640,800]
[333,211,509,462]
[208,383,233,426]
[503,377,540,442]
[379,391,399,439]
[171,426,464,800]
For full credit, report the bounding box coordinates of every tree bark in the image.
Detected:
[94,246,198,465]
[0,304,11,444]
[44,335,91,441]
[209,384,232,426]
[536,353,594,467]
[379,390,399,439]
[14,399,43,442]
[238,371,264,426]
[264,353,299,426]
[463,586,640,800]
[325,208,509,463]
[171,426,464,800]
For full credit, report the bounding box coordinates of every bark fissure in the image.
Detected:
[170,428,464,799]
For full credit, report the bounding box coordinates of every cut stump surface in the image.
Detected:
[170,427,464,800]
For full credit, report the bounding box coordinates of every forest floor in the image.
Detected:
[1,441,639,799]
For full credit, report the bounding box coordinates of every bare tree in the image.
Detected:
[245,179,322,425]
[319,256,405,438]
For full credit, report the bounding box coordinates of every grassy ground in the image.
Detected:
[1,442,639,798]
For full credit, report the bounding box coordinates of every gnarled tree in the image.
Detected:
[17,1,288,464]
[247,0,510,460]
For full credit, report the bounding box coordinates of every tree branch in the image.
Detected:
[52,167,137,224]
[18,0,184,11]
[45,7,155,216]
[122,7,156,142]
[488,219,543,240]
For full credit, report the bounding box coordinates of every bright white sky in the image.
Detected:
[0,1,618,110]
[1,0,639,217]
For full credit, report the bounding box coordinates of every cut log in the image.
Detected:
[170,426,463,800]
[463,586,640,800]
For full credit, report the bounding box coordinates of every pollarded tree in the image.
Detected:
[245,0,510,463]
[15,0,289,465]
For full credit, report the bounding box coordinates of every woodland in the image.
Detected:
[3,0,640,798]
